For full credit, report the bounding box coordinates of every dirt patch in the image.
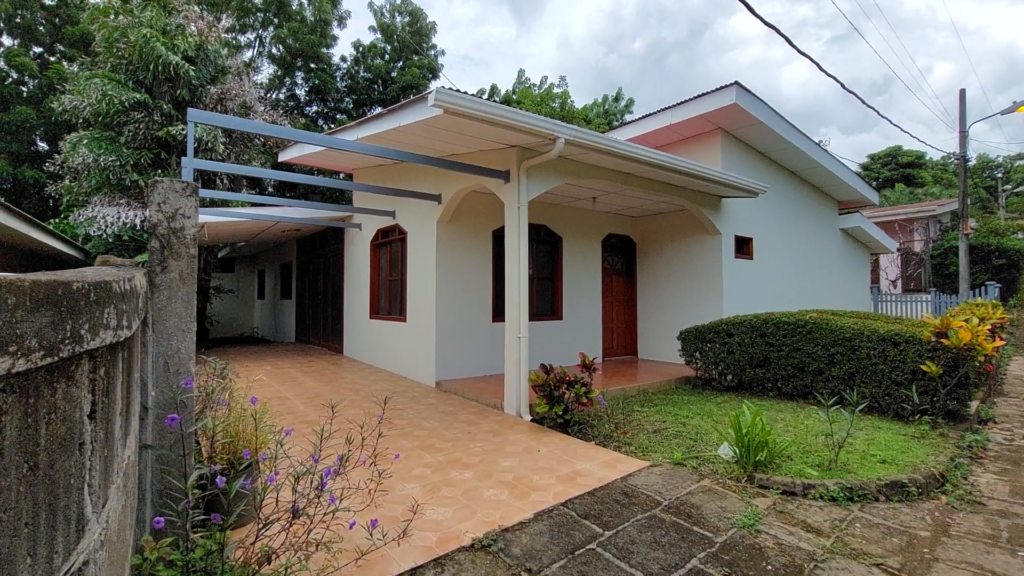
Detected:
[562,481,661,532]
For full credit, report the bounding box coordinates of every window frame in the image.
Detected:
[734,235,754,260]
[369,224,408,322]
[491,224,563,322]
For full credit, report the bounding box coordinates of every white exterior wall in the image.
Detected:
[253,241,297,342]
[209,257,256,338]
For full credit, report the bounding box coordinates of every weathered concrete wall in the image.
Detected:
[0,267,147,576]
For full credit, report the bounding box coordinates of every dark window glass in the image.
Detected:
[256,268,266,300]
[492,224,562,321]
[734,235,754,260]
[279,262,293,300]
[370,225,407,320]
[215,257,236,273]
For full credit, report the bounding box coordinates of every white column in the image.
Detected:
[502,195,525,416]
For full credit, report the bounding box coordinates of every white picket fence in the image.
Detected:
[871,281,1001,319]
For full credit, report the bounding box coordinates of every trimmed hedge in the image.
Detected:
[677,310,973,422]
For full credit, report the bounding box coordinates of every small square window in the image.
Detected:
[279,262,293,300]
[256,268,266,300]
[734,235,754,260]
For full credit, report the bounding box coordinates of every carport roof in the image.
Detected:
[198,206,351,255]
[278,88,768,199]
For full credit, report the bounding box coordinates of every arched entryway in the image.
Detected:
[602,234,638,359]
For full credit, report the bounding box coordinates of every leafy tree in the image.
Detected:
[195,0,352,131]
[0,0,93,221]
[878,184,955,208]
[858,145,934,192]
[341,0,445,121]
[476,68,635,132]
[929,217,1024,300]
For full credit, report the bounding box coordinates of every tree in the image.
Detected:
[194,0,352,131]
[858,145,934,192]
[476,68,635,132]
[929,217,1024,301]
[0,0,93,221]
[341,0,445,121]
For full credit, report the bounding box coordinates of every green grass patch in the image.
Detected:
[599,384,956,480]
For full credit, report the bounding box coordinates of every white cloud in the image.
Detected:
[338,0,1024,162]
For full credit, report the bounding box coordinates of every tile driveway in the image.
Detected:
[212,343,647,574]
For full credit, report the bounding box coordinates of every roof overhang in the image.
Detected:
[1,200,90,272]
[278,89,768,200]
[198,207,352,255]
[862,200,958,223]
[606,83,879,208]
[839,212,897,254]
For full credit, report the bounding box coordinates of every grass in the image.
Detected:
[732,505,765,531]
[597,384,956,480]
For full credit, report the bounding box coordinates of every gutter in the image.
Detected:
[428,89,768,198]
[514,138,565,419]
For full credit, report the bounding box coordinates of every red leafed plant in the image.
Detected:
[530,352,600,431]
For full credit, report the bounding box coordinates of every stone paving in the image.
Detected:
[403,356,1024,576]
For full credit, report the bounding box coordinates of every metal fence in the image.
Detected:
[870,281,1001,319]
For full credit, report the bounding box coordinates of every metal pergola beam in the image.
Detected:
[185,158,443,204]
[186,108,511,183]
[198,189,395,219]
[199,208,361,230]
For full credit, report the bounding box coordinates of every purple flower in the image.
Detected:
[164,414,181,428]
[267,472,277,485]
[152,516,166,530]
[323,468,332,480]
[241,478,252,491]
[358,457,367,467]
[259,452,268,463]
[283,428,294,438]
[311,453,320,465]
[183,499,192,510]
[394,453,400,461]
[320,479,327,490]
[347,519,357,530]
[217,397,229,408]
[210,513,222,525]
[377,413,384,423]
[210,464,221,472]
[598,394,607,408]
[181,377,194,389]
[370,518,379,530]
[215,475,227,489]
[249,396,258,407]
[329,493,337,506]
[243,449,251,460]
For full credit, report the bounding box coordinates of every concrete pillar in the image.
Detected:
[502,196,523,416]
[137,178,198,533]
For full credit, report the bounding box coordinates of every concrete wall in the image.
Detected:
[253,242,297,342]
[1,267,146,576]
[209,257,256,337]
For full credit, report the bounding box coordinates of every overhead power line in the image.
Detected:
[828,0,954,130]
[735,0,950,155]
[941,0,1010,143]
[829,150,864,167]
[870,0,955,127]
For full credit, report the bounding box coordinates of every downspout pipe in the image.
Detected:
[515,137,565,419]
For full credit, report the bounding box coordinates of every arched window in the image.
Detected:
[370,224,407,321]
[492,224,563,322]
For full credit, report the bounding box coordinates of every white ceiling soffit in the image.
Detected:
[278,89,768,200]
[838,213,897,254]
[606,84,879,208]
[198,207,351,249]
[862,200,959,223]
[535,179,693,218]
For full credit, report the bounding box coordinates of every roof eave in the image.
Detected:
[839,212,898,254]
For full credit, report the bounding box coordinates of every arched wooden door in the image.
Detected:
[602,234,638,359]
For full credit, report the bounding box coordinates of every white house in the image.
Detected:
[204,82,895,418]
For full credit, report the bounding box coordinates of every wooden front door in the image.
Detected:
[296,228,345,353]
[602,234,638,359]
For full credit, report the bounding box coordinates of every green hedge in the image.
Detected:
[677,310,974,421]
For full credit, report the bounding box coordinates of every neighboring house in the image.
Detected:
[205,82,895,417]
[1,200,90,273]
[862,199,958,293]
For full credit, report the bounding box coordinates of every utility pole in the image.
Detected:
[998,172,1005,221]
[957,88,971,297]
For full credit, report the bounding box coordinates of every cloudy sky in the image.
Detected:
[338,0,1024,166]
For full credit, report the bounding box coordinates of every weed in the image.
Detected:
[732,505,765,531]
[977,402,996,424]
[816,390,868,470]
[934,429,990,509]
[471,530,500,551]
[809,484,874,506]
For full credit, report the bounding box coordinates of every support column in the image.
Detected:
[503,196,525,416]
[138,178,198,533]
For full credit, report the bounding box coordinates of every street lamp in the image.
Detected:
[957,91,1024,296]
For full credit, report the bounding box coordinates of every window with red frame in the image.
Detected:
[370,225,407,321]
[492,224,562,322]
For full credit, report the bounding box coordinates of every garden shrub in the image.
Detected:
[530,352,600,431]
[677,310,973,422]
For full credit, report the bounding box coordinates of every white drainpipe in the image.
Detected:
[514,137,565,418]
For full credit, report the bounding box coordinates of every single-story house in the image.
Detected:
[205,81,895,417]
[863,199,958,293]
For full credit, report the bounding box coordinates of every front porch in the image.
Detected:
[437,357,695,411]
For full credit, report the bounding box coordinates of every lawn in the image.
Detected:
[597,385,956,480]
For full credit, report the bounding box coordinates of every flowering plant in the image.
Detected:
[530,351,601,431]
[132,360,420,575]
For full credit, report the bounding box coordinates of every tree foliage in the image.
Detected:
[930,218,1024,300]
[0,0,93,221]
[475,68,635,132]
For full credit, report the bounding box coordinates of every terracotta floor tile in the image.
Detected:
[211,343,647,574]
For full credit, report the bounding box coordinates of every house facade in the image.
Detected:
[862,199,958,293]
[206,82,894,418]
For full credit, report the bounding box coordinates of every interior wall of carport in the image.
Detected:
[208,240,297,342]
